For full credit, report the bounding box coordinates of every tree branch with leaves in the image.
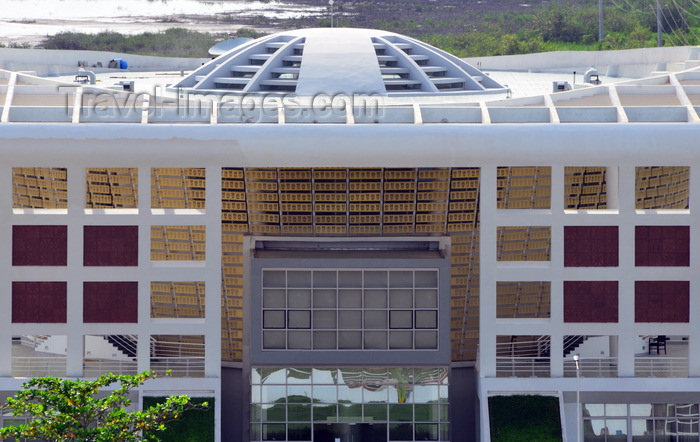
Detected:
[0,371,206,442]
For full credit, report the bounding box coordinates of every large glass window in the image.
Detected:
[250,366,449,441]
[261,270,440,350]
[583,403,699,442]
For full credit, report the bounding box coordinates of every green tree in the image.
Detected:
[0,371,206,442]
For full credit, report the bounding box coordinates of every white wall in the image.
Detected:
[35,335,67,355]
[464,46,697,78]
[0,48,208,76]
[83,336,128,359]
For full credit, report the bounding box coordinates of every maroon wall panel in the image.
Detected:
[564,281,618,322]
[83,281,138,323]
[564,226,618,267]
[635,281,689,322]
[12,281,67,323]
[83,226,138,266]
[13,225,67,266]
[636,226,690,267]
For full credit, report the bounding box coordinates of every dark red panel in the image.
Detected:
[564,226,618,267]
[13,225,67,266]
[564,281,618,322]
[83,226,138,266]
[635,226,689,267]
[635,281,689,322]
[83,282,138,323]
[12,281,67,323]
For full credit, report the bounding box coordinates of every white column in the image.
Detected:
[688,165,700,376]
[0,165,12,377]
[205,166,222,378]
[550,333,564,378]
[550,166,565,378]
[66,165,85,377]
[605,167,619,210]
[479,166,498,377]
[609,335,618,359]
[616,166,636,377]
[137,166,152,374]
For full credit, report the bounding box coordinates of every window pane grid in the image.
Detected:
[262,269,439,350]
[251,366,449,441]
[583,403,700,442]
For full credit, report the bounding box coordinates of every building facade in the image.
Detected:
[1,31,700,442]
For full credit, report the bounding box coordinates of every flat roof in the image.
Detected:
[1,43,699,125]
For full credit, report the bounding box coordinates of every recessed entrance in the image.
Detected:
[313,423,387,442]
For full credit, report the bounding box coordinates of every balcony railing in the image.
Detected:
[83,359,139,377]
[635,357,689,377]
[150,357,205,378]
[564,358,618,378]
[12,357,67,378]
[496,357,550,377]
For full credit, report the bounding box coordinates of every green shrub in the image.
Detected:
[235,28,266,39]
[143,397,214,442]
[41,28,217,58]
[489,395,562,442]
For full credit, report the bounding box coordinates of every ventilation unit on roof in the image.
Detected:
[553,81,572,92]
[585,66,602,85]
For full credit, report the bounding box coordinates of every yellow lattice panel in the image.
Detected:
[450,227,479,362]
[495,281,552,319]
[497,306,516,316]
[151,226,206,261]
[414,169,449,232]
[217,170,248,227]
[153,305,176,316]
[519,294,542,304]
[242,168,282,234]
[635,166,689,209]
[349,168,383,233]
[86,168,138,208]
[150,282,205,318]
[221,231,243,363]
[349,225,381,235]
[151,168,206,209]
[312,168,348,234]
[497,227,551,262]
[350,182,382,192]
[564,167,607,209]
[497,166,551,209]
[12,167,68,209]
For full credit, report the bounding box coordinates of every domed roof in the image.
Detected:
[171,28,506,99]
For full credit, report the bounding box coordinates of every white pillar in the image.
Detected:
[137,166,152,374]
[688,165,700,376]
[66,165,85,377]
[617,166,636,377]
[0,165,12,377]
[479,166,498,378]
[205,166,222,378]
[605,167,619,210]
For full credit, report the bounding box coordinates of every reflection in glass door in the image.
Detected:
[583,403,700,442]
[313,423,388,442]
[251,366,449,441]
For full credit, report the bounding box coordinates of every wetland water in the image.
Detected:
[0,0,325,45]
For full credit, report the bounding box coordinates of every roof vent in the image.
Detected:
[584,66,602,85]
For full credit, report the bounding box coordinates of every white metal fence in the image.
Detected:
[150,357,205,378]
[635,357,689,377]
[496,357,551,377]
[563,358,618,378]
[82,359,139,377]
[12,357,67,378]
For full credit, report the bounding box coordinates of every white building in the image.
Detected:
[1,28,700,442]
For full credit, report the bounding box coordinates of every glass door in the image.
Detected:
[313,423,387,442]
